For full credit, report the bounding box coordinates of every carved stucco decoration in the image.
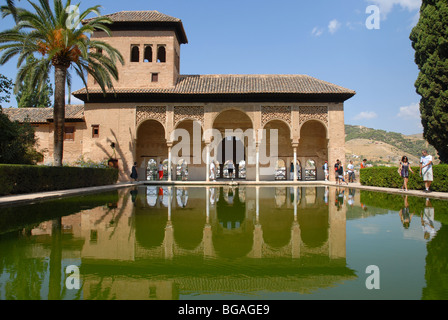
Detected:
[136,106,166,128]
[174,106,204,127]
[299,106,328,126]
[261,106,292,128]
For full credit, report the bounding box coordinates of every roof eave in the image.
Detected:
[73,91,355,104]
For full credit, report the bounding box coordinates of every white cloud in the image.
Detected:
[367,0,421,18]
[353,111,378,121]
[328,19,341,34]
[397,102,420,119]
[311,27,324,37]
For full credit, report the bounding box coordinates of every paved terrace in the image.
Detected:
[1,180,447,207]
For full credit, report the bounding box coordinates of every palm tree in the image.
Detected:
[0,0,124,166]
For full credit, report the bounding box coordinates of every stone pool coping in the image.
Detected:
[1,180,447,207]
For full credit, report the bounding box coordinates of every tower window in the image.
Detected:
[151,73,159,83]
[157,45,166,63]
[131,45,140,62]
[144,45,153,62]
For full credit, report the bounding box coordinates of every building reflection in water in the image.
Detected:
[69,186,353,299]
[0,186,370,300]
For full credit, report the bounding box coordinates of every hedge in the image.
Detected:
[0,164,118,196]
[360,165,448,192]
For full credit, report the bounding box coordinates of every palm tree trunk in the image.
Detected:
[53,66,67,167]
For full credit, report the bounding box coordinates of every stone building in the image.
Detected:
[3,10,355,182]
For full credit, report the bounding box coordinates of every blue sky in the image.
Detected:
[0,0,424,135]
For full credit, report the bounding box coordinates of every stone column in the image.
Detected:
[256,143,260,182]
[293,144,298,181]
[205,143,210,182]
[167,144,172,182]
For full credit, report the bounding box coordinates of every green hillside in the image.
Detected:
[345,125,438,161]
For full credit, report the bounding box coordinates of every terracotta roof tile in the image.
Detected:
[84,10,181,23]
[2,105,85,123]
[73,74,356,96]
[83,10,188,44]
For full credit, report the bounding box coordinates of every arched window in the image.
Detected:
[146,159,157,180]
[176,159,188,181]
[131,45,140,62]
[305,159,317,181]
[162,159,171,181]
[224,160,235,179]
[238,160,246,179]
[275,159,286,180]
[157,45,166,63]
[144,45,152,62]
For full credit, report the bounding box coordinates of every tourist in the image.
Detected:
[158,161,164,180]
[347,160,355,183]
[420,150,433,192]
[130,162,138,181]
[290,162,294,180]
[398,156,414,191]
[337,161,348,185]
[323,161,329,181]
[181,160,188,181]
[334,160,340,184]
[130,162,138,182]
[210,161,216,181]
[361,159,367,169]
[227,162,234,179]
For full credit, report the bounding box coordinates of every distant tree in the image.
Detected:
[16,55,53,108]
[0,111,43,164]
[0,73,13,108]
[410,0,448,163]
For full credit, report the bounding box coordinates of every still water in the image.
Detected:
[0,185,447,300]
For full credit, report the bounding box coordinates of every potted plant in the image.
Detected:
[108,142,119,169]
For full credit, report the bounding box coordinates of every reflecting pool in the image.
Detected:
[0,186,447,300]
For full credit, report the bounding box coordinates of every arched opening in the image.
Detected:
[176,159,188,181]
[161,159,172,181]
[261,120,293,181]
[217,138,245,179]
[305,159,317,181]
[299,120,328,181]
[213,110,253,180]
[238,160,246,179]
[172,120,204,180]
[131,45,140,62]
[157,45,166,63]
[144,45,152,62]
[275,159,286,180]
[136,119,167,177]
[146,159,157,181]
[289,160,302,181]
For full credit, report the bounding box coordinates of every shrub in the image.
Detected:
[0,164,118,196]
[360,165,448,192]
